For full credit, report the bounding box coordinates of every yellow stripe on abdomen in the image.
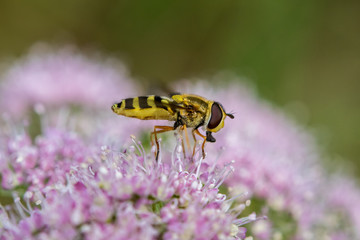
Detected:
[132,97,140,109]
[112,95,176,121]
[146,96,156,108]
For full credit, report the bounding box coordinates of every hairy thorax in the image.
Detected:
[178,108,206,128]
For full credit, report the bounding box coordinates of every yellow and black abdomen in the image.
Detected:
[111,95,176,121]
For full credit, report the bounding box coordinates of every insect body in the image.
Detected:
[111,94,234,159]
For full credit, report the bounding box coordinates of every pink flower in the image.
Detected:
[1,127,94,190]
[325,177,360,238]
[0,44,137,118]
[0,44,151,148]
[2,47,359,239]
[176,78,359,238]
[0,109,258,239]
[178,80,321,205]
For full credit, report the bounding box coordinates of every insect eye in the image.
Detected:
[208,102,223,129]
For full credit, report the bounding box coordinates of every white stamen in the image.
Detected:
[131,136,146,169]
[172,138,183,170]
[24,191,33,212]
[216,166,234,188]
[223,192,249,212]
[175,158,183,172]
[34,191,46,208]
[233,213,267,226]
[156,138,162,166]
[224,192,248,204]
[195,157,203,179]
[138,140,148,169]
[13,194,28,218]
[88,166,95,176]
[231,204,246,218]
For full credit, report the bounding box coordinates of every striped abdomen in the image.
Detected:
[111,95,177,121]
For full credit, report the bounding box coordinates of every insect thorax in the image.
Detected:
[177,108,206,128]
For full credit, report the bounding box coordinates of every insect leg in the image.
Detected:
[193,129,207,159]
[151,125,175,160]
[178,126,186,158]
[182,125,192,155]
[191,129,197,157]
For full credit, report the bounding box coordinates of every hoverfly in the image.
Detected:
[111,94,234,159]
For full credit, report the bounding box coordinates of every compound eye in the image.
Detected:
[208,102,223,129]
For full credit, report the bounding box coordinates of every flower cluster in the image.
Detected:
[0,45,152,147]
[0,127,92,191]
[0,44,135,118]
[177,78,360,239]
[0,130,257,239]
[1,46,360,239]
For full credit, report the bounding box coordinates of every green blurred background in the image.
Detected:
[0,0,359,177]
